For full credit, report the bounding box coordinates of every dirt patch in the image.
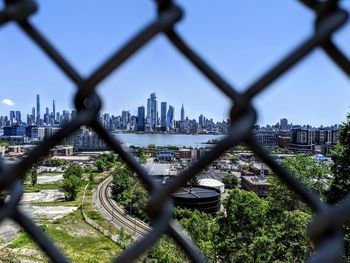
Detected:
[0,220,21,244]
[11,248,45,263]
[37,174,63,184]
[52,223,98,238]
[21,206,78,221]
[20,190,65,203]
[0,247,20,263]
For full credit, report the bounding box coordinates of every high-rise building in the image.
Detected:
[71,110,77,120]
[32,107,35,121]
[52,100,56,123]
[137,106,145,131]
[62,110,70,124]
[15,111,21,124]
[36,94,40,124]
[280,118,288,130]
[149,93,157,130]
[121,110,130,129]
[56,112,60,123]
[9,111,15,125]
[26,114,31,125]
[161,102,167,132]
[167,105,174,130]
[147,98,151,118]
[199,114,204,127]
[181,104,185,121]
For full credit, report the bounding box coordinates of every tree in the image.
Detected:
[174,208,219,261]
[216,189,268,262]
[30,169,37,186]
[326,113,350,257]
[111,162,149,221]
[216,188,313,262]
[88,171,94,182]
[128,184,148,221]
[111,164,133,197]
[95,159,106,172]
[148,237,188,263]
[61,175,81,201]
[43,158,67,167]
[64,164,83,179]
[268,155,330,213]
[95,152,116,172]
[271,147,289,154]
[0,141,10,149]
[222,174,238,189]
[326,113,350,203]
[248,210,312,262]
[138,149,147,164]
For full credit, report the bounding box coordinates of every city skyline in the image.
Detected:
[0,93,226,124]
[1,1,350,126]
[0,92,343,129]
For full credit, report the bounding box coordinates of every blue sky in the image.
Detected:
[0,0,350,126]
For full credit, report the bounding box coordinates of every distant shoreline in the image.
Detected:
[111,131,225,136]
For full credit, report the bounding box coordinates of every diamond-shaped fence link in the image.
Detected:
[0,0,350,262]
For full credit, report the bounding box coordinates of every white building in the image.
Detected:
[198,178,225,193]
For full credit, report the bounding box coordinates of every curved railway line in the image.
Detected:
[98,176,151,238]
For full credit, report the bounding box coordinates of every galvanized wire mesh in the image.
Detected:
[0,0,350,262]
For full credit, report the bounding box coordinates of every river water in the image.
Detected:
[113,133,224,148]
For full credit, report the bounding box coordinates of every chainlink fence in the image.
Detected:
[0,0,350,262]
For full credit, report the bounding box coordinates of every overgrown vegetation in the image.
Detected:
[111,162,148,222]
[222,174,239,188]
[43,158,68,167]
[138,149,147,164]
[7,211,123,263]
[147,155,331,262]
[7,233,32,249]
[95,152,117,172]
[61,164,84,201]
[230,155,239,162]
[0,141,11,148]
[24,168,38,186]
[326,113,350,258]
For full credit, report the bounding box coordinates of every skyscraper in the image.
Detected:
[199,114,204,127]
[15,111,21,124]
[147,98,151,118]
[121,110,130,130]
[167,105,174,130]
[280,118,289,130]
[181,104,185,121]
[9,111,15,125]
[52,100,56,123]
[32,107,35,121]
[149,93,157,130]
[44,107,50,124]
[36,94,40,125]
[161,102,167,132]
[138,106,145,131]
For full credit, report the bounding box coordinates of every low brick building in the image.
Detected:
[241,176,269,197]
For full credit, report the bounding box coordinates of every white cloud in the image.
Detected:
[1,99,15,107]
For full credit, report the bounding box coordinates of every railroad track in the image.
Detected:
[98,176,151,238]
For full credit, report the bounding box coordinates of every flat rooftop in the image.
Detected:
[242,176,268,185]
[143,163,170,176]
[173,186,220,199]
